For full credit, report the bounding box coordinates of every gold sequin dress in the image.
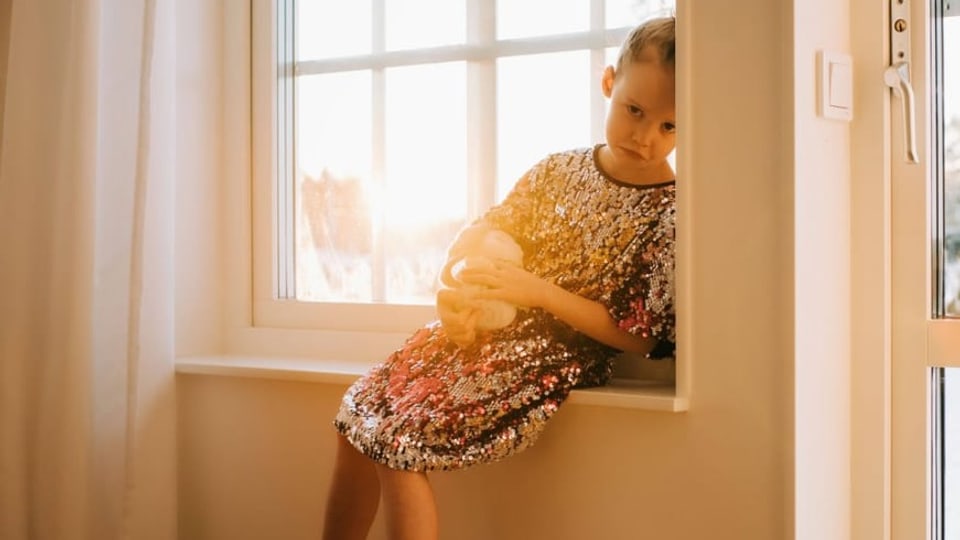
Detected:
[334,145,675,471]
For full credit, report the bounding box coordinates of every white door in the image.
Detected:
[890,0,960,538]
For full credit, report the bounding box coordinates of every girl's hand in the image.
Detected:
[436,287,480,347]
[456,263,549,309]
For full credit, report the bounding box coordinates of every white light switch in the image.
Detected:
[819,51,853,121]
[829,62,852,108]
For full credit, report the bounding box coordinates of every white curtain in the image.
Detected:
[0,0,177,538]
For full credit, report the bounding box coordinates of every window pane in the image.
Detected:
[384,62,468,303]
[606,0,675,28]
[497,51,591,199]
[945,368,959,538]
[944,15,960,316]
[295,71,374,302]
[385,0,465,51]
[296,0,371,61]
[496,0,589,40]
[938,13,960,540]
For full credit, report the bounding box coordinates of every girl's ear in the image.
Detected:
[601,65,616,98]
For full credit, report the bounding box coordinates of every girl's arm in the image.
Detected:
[460,264,656,354]
[538,281,656,354]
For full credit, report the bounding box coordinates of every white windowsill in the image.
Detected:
[176,355,688,412]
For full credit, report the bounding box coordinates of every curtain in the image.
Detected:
[0,0,177,538]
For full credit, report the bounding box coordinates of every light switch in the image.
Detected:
[819,51,853,121]
[829,62,852,109]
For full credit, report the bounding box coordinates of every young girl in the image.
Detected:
[323,16,676,540]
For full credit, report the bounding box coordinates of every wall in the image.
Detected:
[175,0,225,358]
[175,1,856,539]
[791,1,853,539]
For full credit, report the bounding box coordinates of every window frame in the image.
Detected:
[233,0,690,411]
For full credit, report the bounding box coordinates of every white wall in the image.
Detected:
[175,0,225,358]
[792,1,853,539]
[174,1,858,538]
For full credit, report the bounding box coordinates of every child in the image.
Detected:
[323,16,676,540]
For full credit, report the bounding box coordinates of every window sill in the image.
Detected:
[175,355,688,412]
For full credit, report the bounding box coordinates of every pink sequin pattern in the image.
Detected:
[334,146,675,471]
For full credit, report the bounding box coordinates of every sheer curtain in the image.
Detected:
[0,0,177,538]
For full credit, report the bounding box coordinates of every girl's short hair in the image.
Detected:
[616,16,676,72]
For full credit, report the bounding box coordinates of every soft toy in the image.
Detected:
[442,226,524,330]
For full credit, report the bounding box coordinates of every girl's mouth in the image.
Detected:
[620,146,648,161]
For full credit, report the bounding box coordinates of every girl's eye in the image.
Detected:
[663,122,676,133]
[627,105,643,117]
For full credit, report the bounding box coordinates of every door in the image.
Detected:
[890,0,960,538]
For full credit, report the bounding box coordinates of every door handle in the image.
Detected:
[886,0,919,164]
[884,61,919,163]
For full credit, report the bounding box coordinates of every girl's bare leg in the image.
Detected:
[375,464,439,540]
[322,434,381,540]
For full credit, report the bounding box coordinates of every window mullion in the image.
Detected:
[277,0,296,299]
[590,0,606,144]
[371,0,387,302]
[467,0,496,217]
[296,31,632,76]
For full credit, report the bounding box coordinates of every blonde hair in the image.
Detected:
[615,16,676,73]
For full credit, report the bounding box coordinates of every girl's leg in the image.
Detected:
[322,434,381,540]
[375,464,439,540]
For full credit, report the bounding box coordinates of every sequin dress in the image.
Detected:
[334,145,675,471]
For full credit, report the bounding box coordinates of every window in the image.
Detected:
[254,0,675,331]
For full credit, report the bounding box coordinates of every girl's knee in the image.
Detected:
[335,433,363,456]
[334,432,352,450]
[334,434,376,470]
[374,464,429,486]
[374,463,401,482]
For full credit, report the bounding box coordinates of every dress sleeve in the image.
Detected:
[471,154,553,246]
[604,210,676,359]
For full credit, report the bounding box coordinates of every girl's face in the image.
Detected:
[600,56,676,184]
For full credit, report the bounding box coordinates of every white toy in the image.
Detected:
[443,227,524,330]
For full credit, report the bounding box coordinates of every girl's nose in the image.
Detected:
[633,122,657,147]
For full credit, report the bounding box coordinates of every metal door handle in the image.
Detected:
[886,0,918,164]
[884,61,919,163]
